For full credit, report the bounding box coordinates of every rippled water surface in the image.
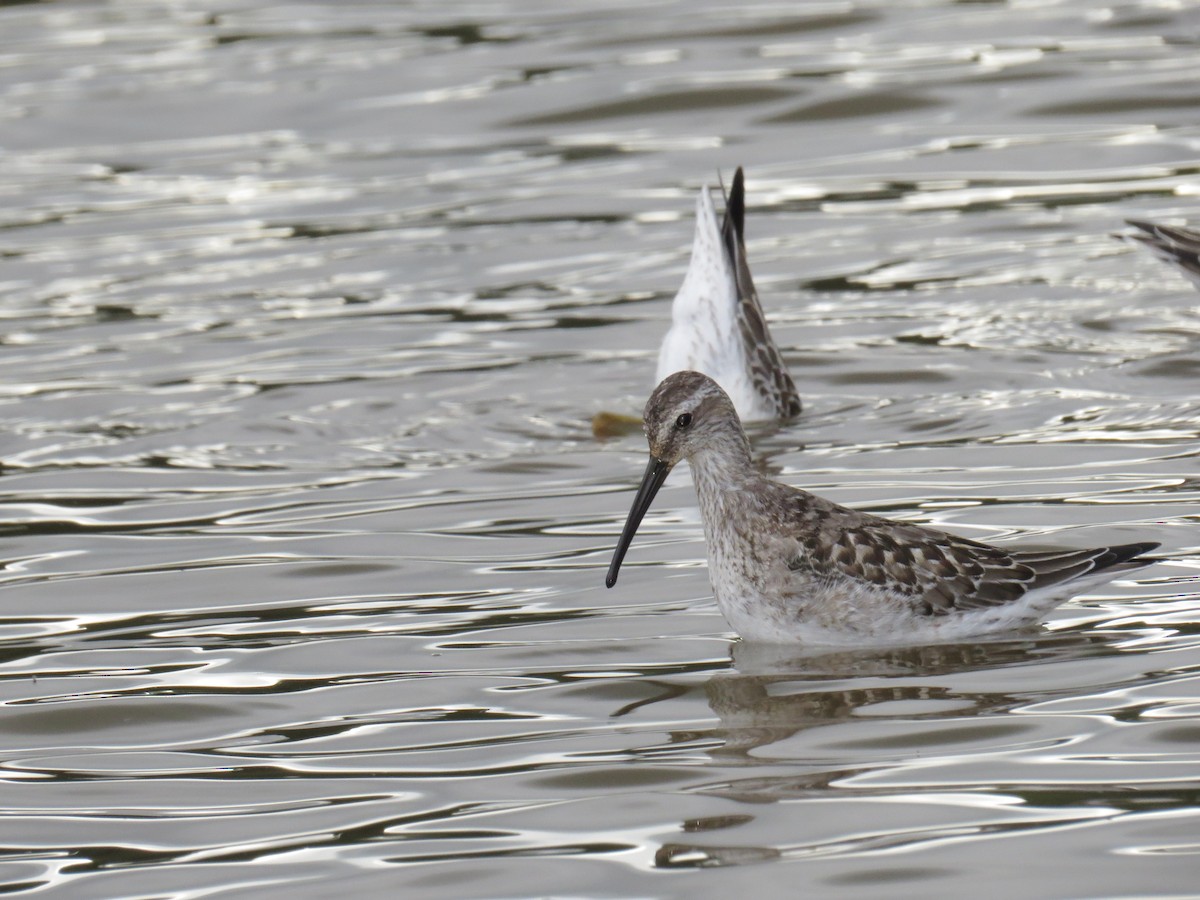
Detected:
[2,1,1200,897]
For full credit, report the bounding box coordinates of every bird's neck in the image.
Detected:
[686,427,758,504]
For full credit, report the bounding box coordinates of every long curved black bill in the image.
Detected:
[606,456,672,588]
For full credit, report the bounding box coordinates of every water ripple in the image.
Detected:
[2,0,1200,897]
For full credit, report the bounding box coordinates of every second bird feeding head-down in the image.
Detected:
[656,168,801,423]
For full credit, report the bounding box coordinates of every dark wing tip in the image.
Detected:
[1119,219,1160,246]
[1122,220,1200,248]
[1098,541,1162,568]
[726,167,746,244]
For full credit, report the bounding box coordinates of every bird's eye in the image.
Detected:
[675,413,692,429]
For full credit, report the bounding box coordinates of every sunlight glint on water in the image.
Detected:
[0,1,1198,897]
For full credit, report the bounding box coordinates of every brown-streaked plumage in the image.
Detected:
[606,371,1160,643]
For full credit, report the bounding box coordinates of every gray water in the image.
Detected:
[2,1,1200,897]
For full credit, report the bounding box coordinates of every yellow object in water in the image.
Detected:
[591,411,642,439]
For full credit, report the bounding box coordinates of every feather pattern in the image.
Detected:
[723,170,803,421]
[606,371,1161,644]
[657,169,801,421]
[1125,219,1200,289]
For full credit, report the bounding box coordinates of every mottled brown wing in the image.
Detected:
[789,513,1156,617]
[720,168,802,419]
[817,521,1039,615]
[792,513,1128,619]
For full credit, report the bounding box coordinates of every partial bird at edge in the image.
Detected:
[1123,219,1200,289]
